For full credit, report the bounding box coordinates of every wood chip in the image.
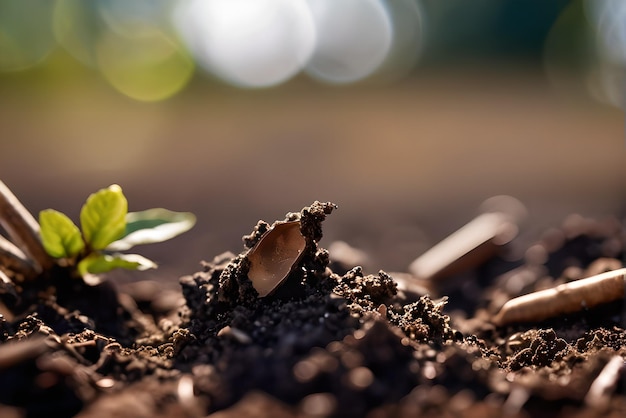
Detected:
[409,196,525,281]
[493,268,626,326]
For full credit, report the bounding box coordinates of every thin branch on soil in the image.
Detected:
[0,234,38,279]
[409,196,525,281]
[0,269,18,303]
[0,180,53,273]
[493,268,626,325]
[584,356,625,409]
[409,212,518,280]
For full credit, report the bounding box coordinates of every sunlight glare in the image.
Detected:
[97,30,194,102]
[174,0,316,88]
[304,0,393,84]
[584,0,626,107]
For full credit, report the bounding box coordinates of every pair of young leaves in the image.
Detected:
[39,185,195,276]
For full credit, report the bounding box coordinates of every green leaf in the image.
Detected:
[39,209,85,258]
[107,208,196,251]
[77,252,157,275]
[80,184,128,250]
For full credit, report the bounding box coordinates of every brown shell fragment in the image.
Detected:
[247,221,306,297]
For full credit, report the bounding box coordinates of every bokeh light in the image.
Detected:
[53,0,104,68]
[53,0,193,101]
[585,0,626,65]
[0,0,619,107]
[304,0,393,84]
[585,0,626,108]
[0,0,57,71]
[584,0,626,107]
[373,0,424,81]
[0,0,425,93]
[542,1,592,93]
[98,0,174,38]
[174,0,316,88]
[96,30,194,102]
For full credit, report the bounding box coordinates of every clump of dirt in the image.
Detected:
[175,201,460,413]
[504,329,570,370]
[0,202,624,417]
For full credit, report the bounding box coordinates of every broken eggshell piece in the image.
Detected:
[247,221,306,297]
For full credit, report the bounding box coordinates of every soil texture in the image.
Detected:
[0,201,625,417]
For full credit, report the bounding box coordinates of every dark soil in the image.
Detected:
[0,202,625,417]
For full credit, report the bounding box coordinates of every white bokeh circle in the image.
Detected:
[304,0,393,84]
[175,0,316,88]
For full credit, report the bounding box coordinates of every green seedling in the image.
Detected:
[38,184,195,278]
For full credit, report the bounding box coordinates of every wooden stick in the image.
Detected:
[0,234,38,278]
[0,180,53,272]
[584,356,625,409]
[409,196,526,281]
[0,268,18,304]
[493,268,626,326]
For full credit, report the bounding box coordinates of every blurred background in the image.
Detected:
[0,0,624,283]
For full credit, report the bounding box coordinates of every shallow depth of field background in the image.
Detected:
[0,0,624,283]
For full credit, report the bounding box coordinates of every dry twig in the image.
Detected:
[493,268,626,326]
[584,356,625,409]
[0,180,53,272]
[0,234,38,278]
[409,196,526,281]
[0,269,18,303]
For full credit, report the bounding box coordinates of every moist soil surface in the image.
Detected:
[0,201,625,417]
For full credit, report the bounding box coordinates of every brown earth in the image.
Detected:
[0,199,624,417]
